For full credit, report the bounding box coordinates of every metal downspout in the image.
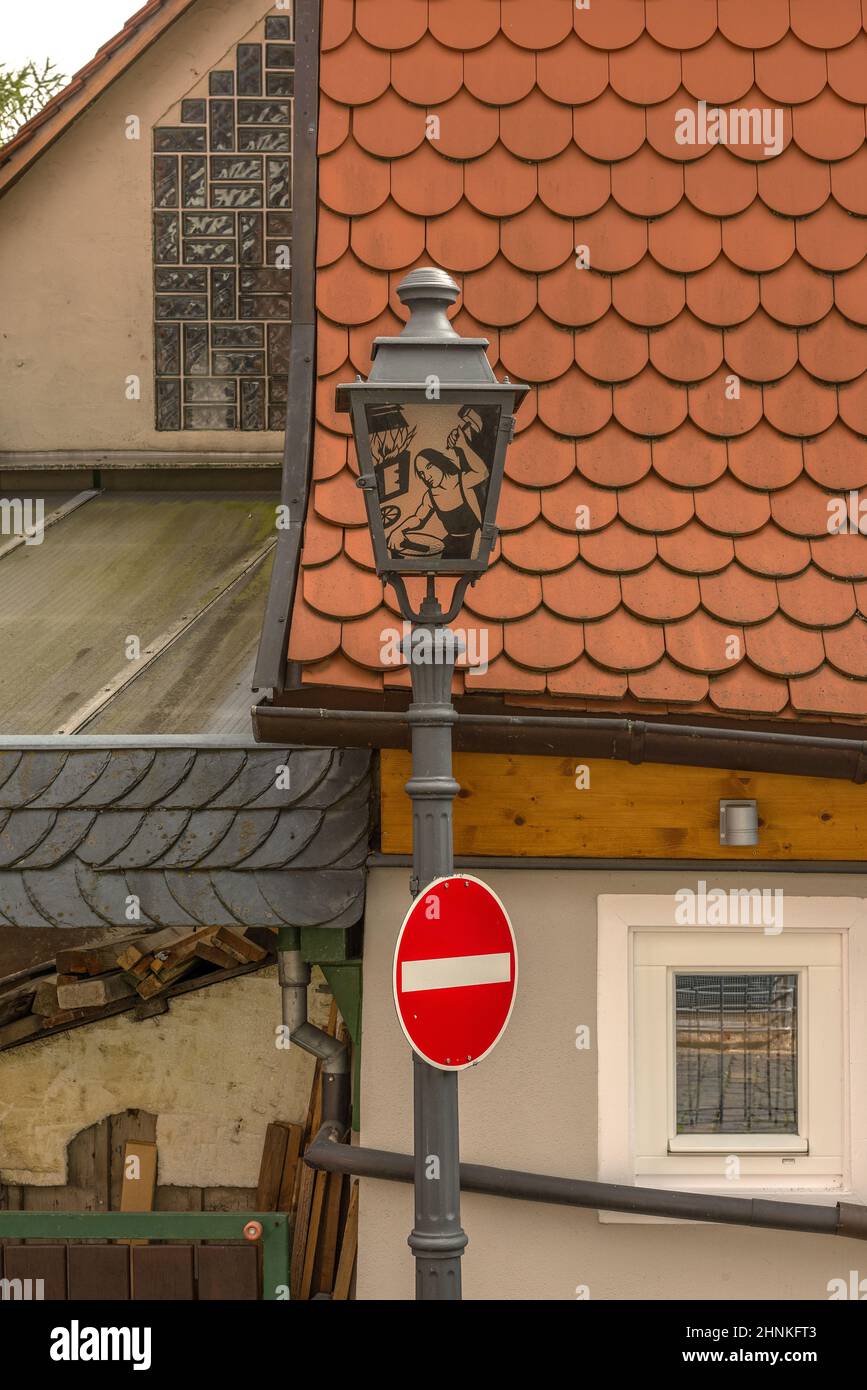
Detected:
[278,936,350,1126]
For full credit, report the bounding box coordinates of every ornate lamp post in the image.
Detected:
[337,267,527,1301]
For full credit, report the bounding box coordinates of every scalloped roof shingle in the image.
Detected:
[288,0,867,724]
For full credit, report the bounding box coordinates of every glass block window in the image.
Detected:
[152,8,294,431]
[675,973,798,1135]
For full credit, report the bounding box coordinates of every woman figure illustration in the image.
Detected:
[387,411,489,560]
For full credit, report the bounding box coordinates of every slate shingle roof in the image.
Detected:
[287,0,867,723]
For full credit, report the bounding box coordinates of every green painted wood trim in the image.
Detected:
[0,1211,289,1300]
[301,926,349,962]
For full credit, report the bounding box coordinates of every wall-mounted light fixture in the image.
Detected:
[719,799,759,847]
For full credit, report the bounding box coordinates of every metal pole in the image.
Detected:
[404,588,468,1299]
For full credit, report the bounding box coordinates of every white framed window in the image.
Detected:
[597,893,867,1222]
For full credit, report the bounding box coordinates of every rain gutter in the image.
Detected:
[306,1123,867,1239]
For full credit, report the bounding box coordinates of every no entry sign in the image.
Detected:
[393,875,517,1071]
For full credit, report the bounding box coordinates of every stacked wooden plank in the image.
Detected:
[0,927,271,1049]
[253,1002,359,1300]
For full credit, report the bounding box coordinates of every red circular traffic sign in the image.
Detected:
[393,875,517,1071]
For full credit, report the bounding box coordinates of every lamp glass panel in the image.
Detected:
[364,401,502,563]
[674,973,798,1134]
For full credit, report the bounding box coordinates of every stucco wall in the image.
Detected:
[0,0,281,454]
[359,866,867,1301]
[0,966,329,1187]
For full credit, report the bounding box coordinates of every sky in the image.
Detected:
[1,0,136,79]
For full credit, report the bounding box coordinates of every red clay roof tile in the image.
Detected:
[723,202,795,272]
[658,520,734,574]
[502,517,580,573]
[317,252,388,324]
[694,475,771,535]
[586,609,666,672]
[608,33,681,103]
[757,143,831,217]
[797,199,867,271]
[754,31,828,104]
[790,666,867,716]
[427,202,500,273]
[539,367,613,436]
[760,256,835,327]
[684,148,757,216]
[828,32,867,102]
[322,0,353,51]
[501,91,574,161]
[574,90,646,162]
[688,369,763,438]
[764,368,839,437]
[391,32,464,103]
[319,138,390,215]
[718,0,790,50]
[835,258,867,326]
[574,311,649,383]
[824,617,867,678]
[649,202,721,273]
[290,3,867,723]
[735,525,812,578]
[629,659,710,704]
[811,531,867,579]
[340,607,407,671]
[318,93,350,155]
[579,421,653,487]
[538,144,610,218]
[792,88,866,161]
[547,657,628,700]
[830,144,867,214]
[622,561,700,620]
[611,146,684,219]
[790,0,863,49]
[542,474,619,533]
[682,32,755,103]
[434,89,500,159]
[429,0,501,49]
[686,257,759,327]
[708,663,789,714]
[355,0,428,50]
[537,33,610,104]
[746,614,825,675]
[725,309,799,382]
[506,422,576,488]
[700,567,779,624]
[320,33,390,105]
[498,310,574,382]
[504,609,584,670]
[647,0,718,49]
[579,519,657,573]
[728,421,803,490]
[781,558,858,620]
[651,311,724,381]
[614,368,687,436]
[316,207,350,268]
[353,90,426,158]
[464,33,537,104]
[351,201,425,271]
[287,601,342,664]
[653,420,727,487]
[542,563,621,621]
[800,308,867,382]
[804,423,867,491]
[613,258,684,327]
[667,611,745,673]
[619,474,695,533]
[839,374,867,434]
[303,551,383,620]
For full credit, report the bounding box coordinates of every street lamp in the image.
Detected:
[337,267,527,1301]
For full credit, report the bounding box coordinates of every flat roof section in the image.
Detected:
[0,490,277,736]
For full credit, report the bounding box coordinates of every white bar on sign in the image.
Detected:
[401,951,511,994]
